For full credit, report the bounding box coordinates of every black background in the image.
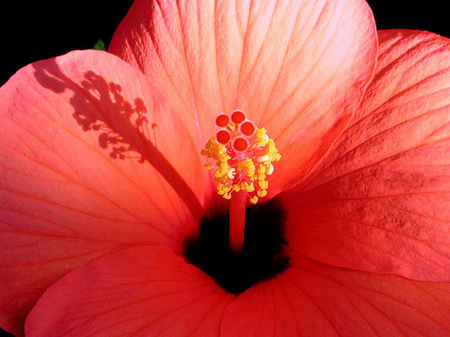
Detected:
[0,0,448,86]
[0,0,448,336]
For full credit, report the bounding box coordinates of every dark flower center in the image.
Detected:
[183,197,289,295]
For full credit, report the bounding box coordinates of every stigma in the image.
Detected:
[201,110,281,204]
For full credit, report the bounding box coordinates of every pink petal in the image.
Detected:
[0,50,205,335]
[109,0,377,196]
[221,254,450,337]
[25,246,234,337]
[281,30,450,281]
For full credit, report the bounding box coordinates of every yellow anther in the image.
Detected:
[244,158,255,177]
[227,168,236,179]
[217,184,225,195]
[266,163,274,175]
[257,165,266,178]
[256,128,269,146]
[222,162,231,172]
[257,155,270,163]
[258,180,269,190]
[266,139,281,162]
[250,196,259,204]
[257,190,267,198]
[245,182,255,193]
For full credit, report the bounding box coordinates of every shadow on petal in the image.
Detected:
[32,59,203,219]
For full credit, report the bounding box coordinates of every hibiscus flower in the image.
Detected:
[1,0,449,336]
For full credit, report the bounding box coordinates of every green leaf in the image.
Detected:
[92,38,106,51]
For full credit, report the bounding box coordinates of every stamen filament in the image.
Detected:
[229,190,247,252]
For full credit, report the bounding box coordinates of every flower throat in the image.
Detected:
[183,110,288,295]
